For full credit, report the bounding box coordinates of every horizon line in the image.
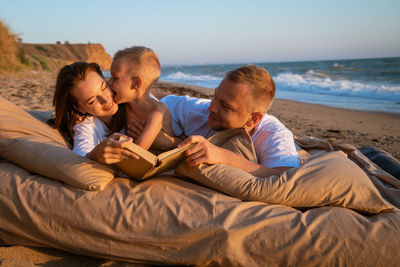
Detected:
[162,56,400,67]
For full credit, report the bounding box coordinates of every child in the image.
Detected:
[108,46,176,150]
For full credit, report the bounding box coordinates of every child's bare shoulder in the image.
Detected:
[152,99,169,112]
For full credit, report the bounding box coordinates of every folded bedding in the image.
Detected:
[177,130,396,214]
[1,96,400,266]
[360,147,400,179]
[1,161,399,266]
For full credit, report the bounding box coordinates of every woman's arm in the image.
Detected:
[86,133,139,164]
[72,119,100,157]
[73,118,138,164]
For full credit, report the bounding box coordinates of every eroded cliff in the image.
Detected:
[21,43,112,71]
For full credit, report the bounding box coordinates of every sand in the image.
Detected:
[1,70,400,265]
[0,245,149,267]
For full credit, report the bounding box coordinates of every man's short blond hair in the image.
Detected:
[226,65,275,113]
[114,46,161,86]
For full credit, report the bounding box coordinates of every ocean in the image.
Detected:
[160,57,400,114]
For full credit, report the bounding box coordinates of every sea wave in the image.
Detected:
[274,72,400,100]
[332,63,343,68]
[165,71,221,81]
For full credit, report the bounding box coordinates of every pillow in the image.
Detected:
[0,96,115,190]
[176,132,393,214]
[0,96,66,145]
[0,135,114,191]
[207,127,258,164]
[27,110,74,149]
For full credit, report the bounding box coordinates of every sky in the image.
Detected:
[1,0,400,65]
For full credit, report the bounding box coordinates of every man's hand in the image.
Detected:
[86,133,139,164]
[178,135,226,167]
[179,135,286,177]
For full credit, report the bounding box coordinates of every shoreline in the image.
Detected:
[269,98,400,159]
[1,71,399,159]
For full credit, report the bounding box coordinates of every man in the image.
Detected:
[161,65,300,177]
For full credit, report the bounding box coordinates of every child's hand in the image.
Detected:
[152,130,185,150]
[126,119,145,142]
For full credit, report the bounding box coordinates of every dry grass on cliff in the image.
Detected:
[0,20,21,72]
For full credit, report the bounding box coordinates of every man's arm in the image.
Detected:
[178,136,287,177]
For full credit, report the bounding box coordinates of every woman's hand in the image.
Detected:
[86,133,139,164]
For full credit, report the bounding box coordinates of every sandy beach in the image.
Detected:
[1,71,399,159]
[1,70,400,266]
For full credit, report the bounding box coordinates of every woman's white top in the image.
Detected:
[72,116,109,157]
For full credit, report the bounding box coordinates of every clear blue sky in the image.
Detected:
[1,0,399,65]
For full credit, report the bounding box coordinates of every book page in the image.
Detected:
[113,157,155,180]
[140,143,195,179]
[112,140,158,180]
[157,144,193,162]
[123,142,157,164]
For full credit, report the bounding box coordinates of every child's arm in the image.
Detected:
[126,103,183,150]
[134,105,164,150]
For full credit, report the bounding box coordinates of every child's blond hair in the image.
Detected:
[114,46,161,87]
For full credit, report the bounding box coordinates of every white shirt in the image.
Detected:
[161,95,300,168]
[72,116,109,157]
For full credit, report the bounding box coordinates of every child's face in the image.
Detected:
[109,59,137,104]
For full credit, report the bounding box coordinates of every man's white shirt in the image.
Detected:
[161,95,300,168]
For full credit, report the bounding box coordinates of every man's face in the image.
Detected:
[109,59,137,104]
[71,71,118,119]
[208,78,252,131]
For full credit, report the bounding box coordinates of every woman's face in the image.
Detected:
[71,71,118,120]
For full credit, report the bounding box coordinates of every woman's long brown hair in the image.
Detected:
[53,62,125,142]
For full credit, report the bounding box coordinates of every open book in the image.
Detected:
[113,128,248,180]
[112,139,194,180]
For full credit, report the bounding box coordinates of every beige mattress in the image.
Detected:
[0,96,399,266]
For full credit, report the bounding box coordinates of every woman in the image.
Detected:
[53,62,138,163]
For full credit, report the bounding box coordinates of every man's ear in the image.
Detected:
[131,76,142,90]
[246,112,263,128]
